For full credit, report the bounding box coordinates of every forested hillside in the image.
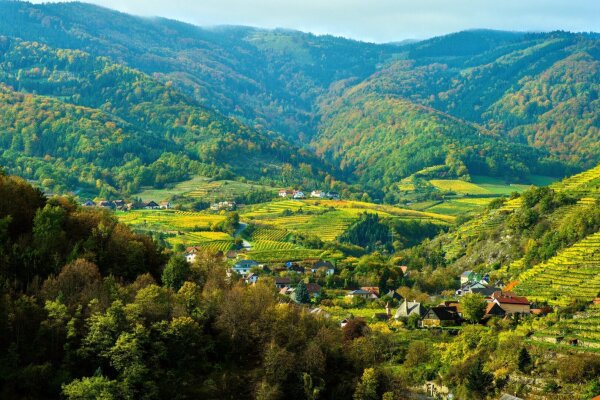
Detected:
[0,38,334,197]
[0,173,375,399]
[312,31,598,194]
[0,1,597,199]
[314,92,561,201]
[0,0,396,141]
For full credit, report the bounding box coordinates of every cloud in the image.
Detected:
[28,0,600,42]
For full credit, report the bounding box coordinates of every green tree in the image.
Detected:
[62,376,121,400]
[464,359,494,399]
[353,368,379,400]
[292,281,311,304]
[517,347,532,373]
[162,255,190,290]
[461,293,486,323]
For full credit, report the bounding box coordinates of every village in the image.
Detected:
[81,187,339,211]
[185,247,549,332]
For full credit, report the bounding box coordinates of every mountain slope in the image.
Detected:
[0,2,597,199]
[336,31,600,168]
[313,90,563,200]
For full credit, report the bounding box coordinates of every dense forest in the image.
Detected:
[0,173,370,399]
[0,38,336,197]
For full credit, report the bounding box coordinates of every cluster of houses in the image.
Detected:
[368,289,534,328]
[183,250,543,329]
[278,189,340,200]
[186,252,337,298]
[456,270,505,297]
[82,199,172,211]
[209,201,236,211]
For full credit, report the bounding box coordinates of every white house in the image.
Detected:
[159,201,172,209]
[232,260,259,276]
[244,273,259,284]
[310,190,324,198]
[185,246,202,263]
[279,189,293,198]
[347,289,378,299]
[293,191,305,199]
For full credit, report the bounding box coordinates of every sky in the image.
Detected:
[28,0,600,43]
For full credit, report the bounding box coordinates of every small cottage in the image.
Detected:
[421,306,460,328]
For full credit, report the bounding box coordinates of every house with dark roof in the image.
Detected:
[144,200,160,209]
[360,287,380,297]
[456,281,488,296]
[97,200,115,209]
[421,306,461,328]
[275,277,292,289]
[244,273,259,284]
[470,287,501,297]
[381,289,403,301]
[394,300,426,319]
[313,260,335,275]
[484,303,506,319]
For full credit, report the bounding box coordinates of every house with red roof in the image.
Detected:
[491,291,530,315]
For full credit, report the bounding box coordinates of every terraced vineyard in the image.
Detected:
[117,210,225,230]
[550,163,600,197]
[242,199,453,243]
[116,210,234,249]
[514,231,600,305]
[250,226,289,242]
[530,304,600,351]
[246,248,331,263]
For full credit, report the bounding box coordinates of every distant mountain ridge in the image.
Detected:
[0,1,597,198]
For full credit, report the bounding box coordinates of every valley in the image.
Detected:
[0,1,599,399]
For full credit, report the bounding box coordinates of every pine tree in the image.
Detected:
[518,347,532,372]
[293,281,311,304]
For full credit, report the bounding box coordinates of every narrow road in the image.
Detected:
[234,222,252,250]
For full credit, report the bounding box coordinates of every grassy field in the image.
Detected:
[320,306,384,321]
[429,179,491,195]
[425,198,494,216]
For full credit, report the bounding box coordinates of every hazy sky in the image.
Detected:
[29,0,600,42]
